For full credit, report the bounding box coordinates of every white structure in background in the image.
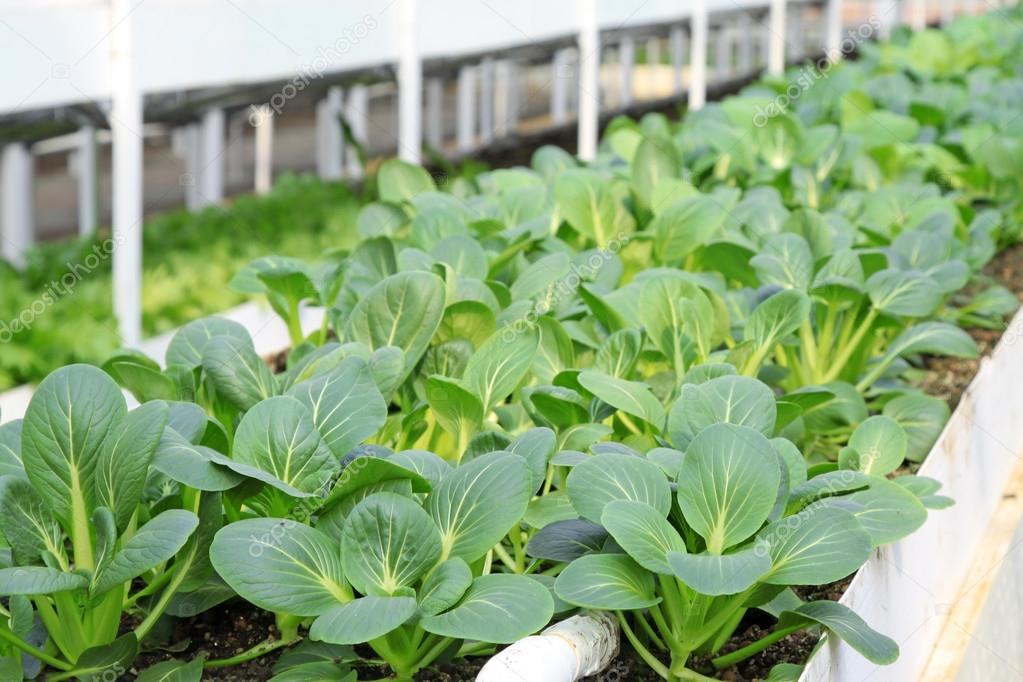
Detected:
[0,0,941,344]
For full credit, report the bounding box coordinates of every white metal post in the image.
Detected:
[737,13,753,72]
[1,143,33,268]
[577,0,599,161]
[77,125,98,236]
[425,77,443,150]
[618,35,634,108]
[940,0,954,24]
[397,0,421,163]
[199,108,225,206]
[670,26,686,94]
[911,0,927,29]
[226,113,246,188]
[877,0,898,38]
[456,66,477,151]
[689,0,708,110]
[715,23,732,79]
[646,37,661,68]
[181,125,200,210]
[253,105,274,195]
[552,49,571,123]
[479,58,495,144]
[768,0,787,76]
[110,0,143,346]
[494,60,513,137]
[787,4,801,61]
[317,87,344,180]
[826,0,844,56]
[345,84,369,179]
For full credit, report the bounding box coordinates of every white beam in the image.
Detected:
[576,0,599,161]
[618,35,634,108]
[768,0,787,76]
[397,0,421,163]
[456,66,477,152]
[316,87,344,179]
[345,84,369,179]
[252,105,274,195]
[77,125,98,237]
[425,77,444,150]
[110,0,143,347]
[1,143,33,268]
[199,108,225,206]
[689,0,708,110]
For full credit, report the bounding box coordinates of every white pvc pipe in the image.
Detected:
[768,0,787,76]
[689,0,707,110]
[1,142,33,268]
[576,0,599,161]
[110,0,142,347]
[618,35,634,108]
[397,0,421,163]
[77,125,98,236]
[670,25,686,94]
[456,66,477,151]
[199,108,225,205]
[477,612,619,682]
[345,84,368,179]
[253,105,274,195]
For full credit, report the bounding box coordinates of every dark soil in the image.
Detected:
[919,242,1023,409]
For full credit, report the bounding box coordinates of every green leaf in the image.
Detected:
[526,520,607,561]
[601,500,685,574]
[0,566,87,595]
[202,335,277,411]
[812,476,927,546]
[463,326,539,412]
[93,510,199,595]
[759,507,871,585]
[427,452,531,562]
[566,453,671,524]
[883,322,978,361]
[632,136,680,211]
[344,271,446,381]
[421,574,555,643]
[508,427,556,494]
[668,375,777,448]
[21,365,126,530]
[0,475,64,564]
[677,423,780,553]
[341,492,442,596]
[211,519,348,616]
[136,658,204,682]
[233,396,335,494]
[554,554,660,609]
[668,543,772,595]
[578,371,665,427]
[166,317,250,369]
[419,557,472,616]
[425,376,483,448]
[311,596,418,644]
[151,429,245,492]
[652,196,728,263]
[865,270,942,317]
[0,420,22,478]
[745,290,811,355]
[784,600,898,664]
[377,159,434,203]
[287,358,387,460]
[437,301,496,347]
[67,633,138,682]
[844,416,906,477]
[751,234,814,290]
[95,401,169,531]
[555,168,618,247]
[882,393,948,461]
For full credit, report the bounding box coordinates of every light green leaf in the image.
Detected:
[418,557,472,616]
[567,453,671,524]
[463,326,539,412]
[136,658,204,682]
[166,317,250,369]
[0,566,87,595]
[95,401,168,531]
[377,158,434,203]
[784,600,898,664]
[93,510,199,595]
[601,500,685,574]
[668,543,772,595]
[578,371,665,427]
[845,416,906,476]
[202,335,277,411]
[759,507,871,585]
[554,554,660,610]
[311,596,418,644]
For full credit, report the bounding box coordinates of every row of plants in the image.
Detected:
[0,175,361,392]
[1,11,1022,682]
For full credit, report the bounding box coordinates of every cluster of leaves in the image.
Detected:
[1,10,1021,682]
[0,174,360,391]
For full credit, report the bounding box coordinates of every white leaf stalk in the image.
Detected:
[477,611,619,682]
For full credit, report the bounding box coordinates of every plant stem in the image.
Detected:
[492,543,518,572]
[287,300,304,346]
[205,636,298,668]
[0,627,72,671]
[617,612,670,679]
[415,635,453,670]
[822,308,878,382]
[710,623,806,669]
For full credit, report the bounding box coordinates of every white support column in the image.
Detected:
[316,87,344,180]
[768,0,787,76]
[425,77,444,150]
[494,60,514,138]
[670,26,686,94]
[77,125,98,237]
[576,0,599,161]
[180,125,200,210]
[252,105,274,195]
[737,14,753,72]
[199,108,225,206]
[939,0,954,24]
[787,4,801,61]
[876,0,898,38]
[479,58,495,144]
[345,84,369,179]
[226,113,247,188]
[1,143,33,268]
[826,0,844,56]
[646,37,661,68]
[618,35,634,108]
[456,66,477,152]
[110,0,142,347]
[397,0,421,164]
[911,0,927,29]
[689,0,708,110]
[552,49,571,124]
[715,23,732,79]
